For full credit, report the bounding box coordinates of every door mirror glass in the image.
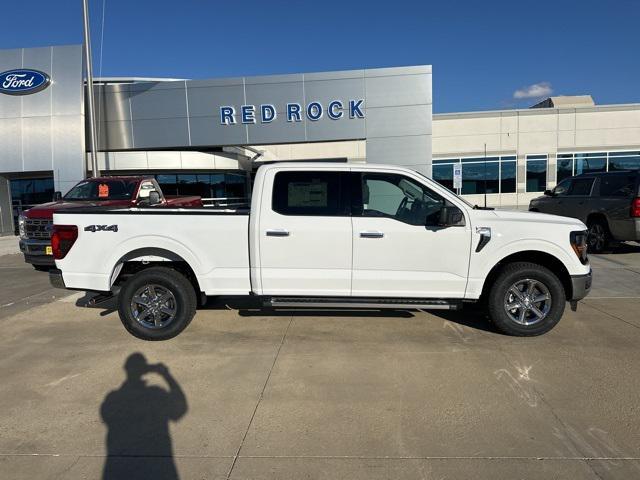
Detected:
[437,202,465,227]
[543,189,553,196]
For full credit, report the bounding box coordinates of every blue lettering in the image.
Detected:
[261,104,276,123]
[241,105,256,124]
[349,99,365,119]
[306,101,323,121]
[220,106,236,125]
[287,103,302,122]
[328,100,343,120]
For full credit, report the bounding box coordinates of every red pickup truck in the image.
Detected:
[18,176,202,269]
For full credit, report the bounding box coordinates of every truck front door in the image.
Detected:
[258,169,352,296]
[350,171,471,298]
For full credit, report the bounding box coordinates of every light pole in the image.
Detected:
[82,0,100,178]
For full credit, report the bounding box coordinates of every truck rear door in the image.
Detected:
[257,168,352,296]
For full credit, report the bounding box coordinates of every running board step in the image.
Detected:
[267,297,462,310]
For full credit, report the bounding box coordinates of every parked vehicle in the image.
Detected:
[529,171,640,253]
[49,163,591,340]
[19,176,202,269]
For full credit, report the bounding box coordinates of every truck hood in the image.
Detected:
[24,200,131,219]
[490,208,586,229]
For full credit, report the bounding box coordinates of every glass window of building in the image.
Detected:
[432,156,515,195]
[500,156,517,193]
[526,155,548,192]
[432,163,454,192]
[608,151,640,171]
[575,153,606,175]
[557,154,574,183]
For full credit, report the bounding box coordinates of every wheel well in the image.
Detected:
[112,248,201,295]
[586,212,609,230]
[481,251,573,301]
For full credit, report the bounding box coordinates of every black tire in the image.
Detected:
[487,262,565,336]
[587,218,610,253]
[33,264,50,271]
[117,266,197,341]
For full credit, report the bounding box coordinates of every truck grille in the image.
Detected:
[24,218,53,240]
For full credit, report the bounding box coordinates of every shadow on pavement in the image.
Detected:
[100,353,187,480]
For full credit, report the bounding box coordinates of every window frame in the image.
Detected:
[525,154,548,193]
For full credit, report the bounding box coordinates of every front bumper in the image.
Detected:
[19,239,55,266]
[570,269,592,301]
[49,269,66,289]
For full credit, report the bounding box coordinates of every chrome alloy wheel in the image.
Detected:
[130,284,177,329]
[503,278,552,326]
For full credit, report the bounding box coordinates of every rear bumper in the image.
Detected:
[570,269,592,301]
[19,239,55,266]
[49,269,66,289]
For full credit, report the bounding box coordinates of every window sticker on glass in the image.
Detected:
[288,181,328,207]
[98,183,110,198]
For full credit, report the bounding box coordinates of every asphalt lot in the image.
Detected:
[0,242,639,479]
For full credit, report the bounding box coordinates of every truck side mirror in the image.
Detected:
[53,191,62,201]
[544,189,553,196]
[148,191,161,206]
[437,203,465,227]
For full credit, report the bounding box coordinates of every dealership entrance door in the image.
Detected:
[3,175,54,236]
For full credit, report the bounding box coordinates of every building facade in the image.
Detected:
[1,43,639,236]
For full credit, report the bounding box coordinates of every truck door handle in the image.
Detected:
[360,231,384,238]
[266,229,290,237]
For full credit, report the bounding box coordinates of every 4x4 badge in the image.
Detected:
[84,224,118,233]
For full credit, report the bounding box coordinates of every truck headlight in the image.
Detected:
[570,230,588,264]
[18,214,26,239]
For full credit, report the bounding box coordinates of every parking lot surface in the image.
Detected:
[1,244,639,479]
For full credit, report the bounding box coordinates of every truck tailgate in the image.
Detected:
[53,209,250,294]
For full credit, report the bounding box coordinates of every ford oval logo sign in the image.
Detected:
[0,69,51,96]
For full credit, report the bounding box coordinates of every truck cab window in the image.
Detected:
[355,173,444,226]
[272,171,347,216]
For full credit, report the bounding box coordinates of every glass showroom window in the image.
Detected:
[500,156,517,193]
[432,161,455,192]
[526,155,548,192]
[575,152,606,175]
[433,156,515,195]
[608,151,640,171]
[557,154,574,183]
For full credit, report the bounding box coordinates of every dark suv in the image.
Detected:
[529,171,640,253]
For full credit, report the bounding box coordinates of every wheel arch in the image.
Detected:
[110,247,202,295]
[480,250,573,301]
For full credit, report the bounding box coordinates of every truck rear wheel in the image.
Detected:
[487,262,565,336]
[117,266,197,340]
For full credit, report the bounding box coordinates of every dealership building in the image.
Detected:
[1,44,640,235]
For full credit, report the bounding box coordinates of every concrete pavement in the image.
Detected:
[0,247,639,479]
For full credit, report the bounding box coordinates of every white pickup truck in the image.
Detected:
[50,162,592,340]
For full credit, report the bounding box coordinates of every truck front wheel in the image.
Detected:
[117,266,197,340]
[487,262,565,336]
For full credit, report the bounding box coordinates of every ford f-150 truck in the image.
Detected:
[49,163,592,340]
[19,176,202,269]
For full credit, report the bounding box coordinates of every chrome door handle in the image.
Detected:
[360,231,384,238]
[266,229,290,237]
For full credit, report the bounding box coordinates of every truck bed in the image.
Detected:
[53,207,251,294]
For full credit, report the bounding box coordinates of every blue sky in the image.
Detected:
[1,0,638,113]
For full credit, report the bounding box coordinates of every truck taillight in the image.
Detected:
[51,225,78,260]
[632,198,640,218]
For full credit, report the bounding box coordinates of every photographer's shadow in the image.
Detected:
[101,353,188,480]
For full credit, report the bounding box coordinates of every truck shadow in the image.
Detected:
[76,292,497,332]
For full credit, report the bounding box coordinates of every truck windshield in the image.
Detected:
[64,180,137,201]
